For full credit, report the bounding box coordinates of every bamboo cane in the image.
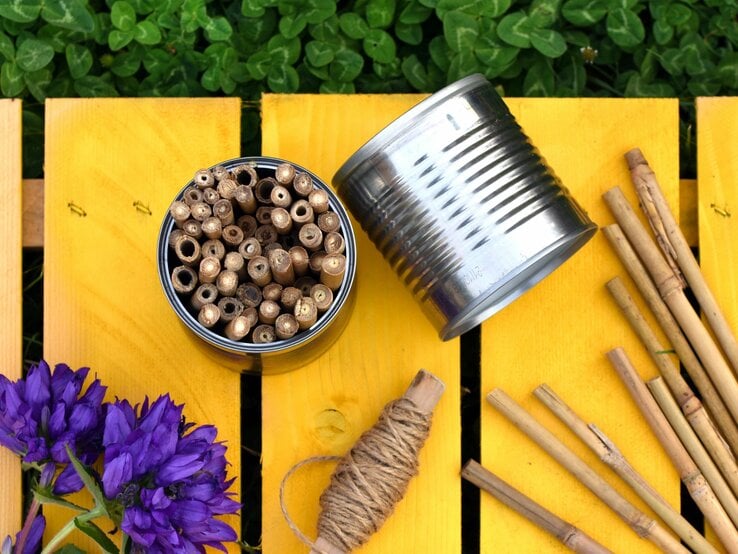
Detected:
[602,224,738,452]
[607,347,738,551]
[607,276,738,498]
[487,389,689,554]
[462,460,613,554]
[648,377,738,526]
[626,148,738,374]
[534,383,716,554]
[603,188,738,428]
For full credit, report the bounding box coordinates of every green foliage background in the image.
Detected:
[2,0,737,177]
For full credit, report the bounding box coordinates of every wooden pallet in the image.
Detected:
[0,96,735,553]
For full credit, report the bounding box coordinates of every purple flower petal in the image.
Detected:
[18,513,45,554]
[53,463,84,495]
[103,403,133,447]
[102,451,133,498]
[156,453,205,486]
[25,363,51,420]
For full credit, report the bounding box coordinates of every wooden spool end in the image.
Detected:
[403,369,445,414]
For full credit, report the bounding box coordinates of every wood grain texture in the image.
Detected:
[260,94,460,553]
[0,99,23,542]
[43,98,242,550]
[697,98,738,550]
[480,99,680,553]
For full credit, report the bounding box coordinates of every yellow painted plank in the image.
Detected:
[260,94,460,553]
[0,99,23,541]
[697,97,738,550]
[480,99,680,553]
[44,99,242,550]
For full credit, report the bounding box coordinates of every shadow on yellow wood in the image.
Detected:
[261,94,461,553]
[0,99,23,542]
[480,99,680,553]
[43,98,242,551]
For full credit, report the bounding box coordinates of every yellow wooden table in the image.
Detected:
[0,95,735,553]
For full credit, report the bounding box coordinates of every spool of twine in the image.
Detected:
[280,370,445,553]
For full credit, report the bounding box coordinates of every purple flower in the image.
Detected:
[102,395,240,553]
[2,514,45,554]
[0,361,107,494]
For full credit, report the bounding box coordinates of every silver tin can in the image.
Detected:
[333,74,596,340]
[157,156,357,374]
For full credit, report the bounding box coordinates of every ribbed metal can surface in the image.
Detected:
[333,74,597,340]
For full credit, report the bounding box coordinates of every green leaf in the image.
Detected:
[304,0,335,24]
[558,53,586,94]
[42,0,95,33]
[436,0,478,16]
[395,21,422,45]
[330,48,364,82]
[267,34,300,64]
[204,16,233,41]
[75,75,117,98]
[561,0,606,27]
[475,38,518,75]
[687,75,720,96]
[241,0,266,18]
[134,20,162,45]
[666,3,691,26]
[111,1,136,31]
[660,48,684,76]
[606,8,645,48]
[305,40,334,67]
[74,519,117,553]
[719,53,738,88]
[267,64,299,92]
[34,488,87,512]
[308,14,339,41]
[523,60,554,95]
[0,61,24,95]
[338,13,369,39]
[246,50,271,79]
[111,49,142,76]
[0,32,14,61]
[447,50,481,82]
[16,38,54,71]
[429,35,451,71]
[65,44,92,78]
[625,73,674,97]
[530,28,567,57]
[652,19,673,45]
[479,0,511,18]
[319,79,354,93]
[201,64,220,91]
[496,11,533,48]
[279,14,307,39]
[363,29,396,63]
[366,0,395,29]
[108,29,134,50]
[399,2,432,24]
[0,0,41,23]
[401,54,429,89]
[443,11,479,52]
[54,546,87,554]
[64,445,109,509]
[529,0,561,28]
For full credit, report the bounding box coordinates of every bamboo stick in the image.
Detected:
[607,347,738,551]
[603,189,738,428]
[626,148,738,374]
[461,460,613,554]
[648,377,738,526]
[607,276,738,496]
[534,383,717,554]
[486,389,689,554]
[603,224,738,452]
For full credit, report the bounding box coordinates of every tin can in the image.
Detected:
[333,74,597,340]
[157,156,357,374]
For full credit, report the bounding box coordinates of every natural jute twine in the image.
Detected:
[280,397,433,553]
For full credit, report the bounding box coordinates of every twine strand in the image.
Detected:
[280,397,432,552]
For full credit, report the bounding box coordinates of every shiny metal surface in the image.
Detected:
[333,74,596,340]
[158,156,357,374]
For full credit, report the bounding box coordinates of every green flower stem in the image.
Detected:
[39,506,107,554]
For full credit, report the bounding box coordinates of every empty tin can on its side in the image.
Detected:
[333,74,597,341]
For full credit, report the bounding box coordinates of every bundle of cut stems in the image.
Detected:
[487,389,690,554]
[534,383,716,554]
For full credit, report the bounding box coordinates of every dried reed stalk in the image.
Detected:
[607,276,738,497]
[461,460,613,554]
[534,384,716,554]
[607,347,738,551]
[626,148,738,374]
[486,389,689,554]
[603,189,738,429]
[648,377,738,527]
[602,224,738,452]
